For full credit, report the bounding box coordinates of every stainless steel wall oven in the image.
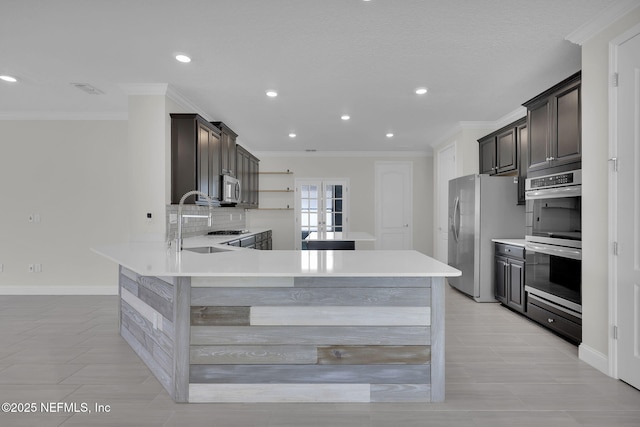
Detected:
[524,169,582,342]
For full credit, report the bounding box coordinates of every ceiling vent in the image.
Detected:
[70,82,104,95]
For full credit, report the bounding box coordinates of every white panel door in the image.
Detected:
[616,31,640,390]
[436,144,457,262]
[375,162,413,250]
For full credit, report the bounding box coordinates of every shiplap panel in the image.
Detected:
[120,301,174,356]
[317,345,430,365]
[138,285,173,320]
[191,287,429,307]
[190,345,317,364]
[294,276,431,288]
[190,364,430,384]
[191,276,294,288]
[188,383,370,403]
[191,326,431,345]
[250,306,430,326]
[190,306,250,326]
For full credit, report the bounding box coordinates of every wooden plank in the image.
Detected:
[138,276,174,303]
[190,345,317,365]
[191,276,294,288]
[138,285,173,320]
[190,306,250,326]
[294,276,431,288]
[191,326,431,346]
[188,383,370,403]
[189,364,430,384]
[120,274,139,297]
[370,384,431,402]
[120,301,174,356]
[430,277,445,403]
[317,346,430,365]
[121,288,162,327]
[250,306,430,326]
[120,266,139,283]
[173,277,191,403]
[191,287,429,307]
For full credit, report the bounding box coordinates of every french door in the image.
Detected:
[295,179,349,250]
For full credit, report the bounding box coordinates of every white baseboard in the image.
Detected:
[0,286,117,295]
[579,343,610,376]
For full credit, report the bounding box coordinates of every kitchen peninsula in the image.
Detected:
[93,241,460,403]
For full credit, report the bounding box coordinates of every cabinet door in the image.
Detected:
[209,129,221,202]
[249,155,259,208]
[527,98,551,172]
[496,128,517,174]
[495,255,508,303]
[479,138,496,175]
[508,259,525,312]
[517,123,527,205]
[552,82,581,166]
[197,123,212,202]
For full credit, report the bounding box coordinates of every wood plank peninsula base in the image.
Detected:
[94,244,459,403]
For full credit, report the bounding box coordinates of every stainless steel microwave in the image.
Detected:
[221,174,241,205]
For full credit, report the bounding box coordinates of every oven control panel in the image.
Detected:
[526,169,581,191]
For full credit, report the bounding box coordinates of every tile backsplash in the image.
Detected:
[165,205,246,241]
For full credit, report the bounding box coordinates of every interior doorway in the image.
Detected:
[295,179,349,250]
[610,24,640,390]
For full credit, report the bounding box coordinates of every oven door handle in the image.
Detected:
[526,242,581,260]
[525,186,581,200]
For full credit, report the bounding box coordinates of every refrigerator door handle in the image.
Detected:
[452,196,460,242]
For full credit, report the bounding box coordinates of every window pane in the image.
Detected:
[334,185,342,198]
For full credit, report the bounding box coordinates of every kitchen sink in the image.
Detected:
[183,246,232,254]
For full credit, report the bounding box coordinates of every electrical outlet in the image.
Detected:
[0,264,3,272]
[34,213,41,223]
[34,263,42,273]
[169,213,177,224]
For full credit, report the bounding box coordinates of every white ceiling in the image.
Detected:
[0,0,626,152]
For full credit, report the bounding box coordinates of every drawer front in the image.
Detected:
[495,243,524,259]
[527,300,581,343]
[240,235,256,247]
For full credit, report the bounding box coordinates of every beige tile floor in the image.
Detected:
[0,285,638,426]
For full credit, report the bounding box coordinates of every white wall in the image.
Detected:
[580,7,640,361]
[248,153,434,255]
[0,120,129,293]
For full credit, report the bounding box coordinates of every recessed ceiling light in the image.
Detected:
[386,133,394,138]
[415,87,428,95]
[266,90,278,97]
[289,133,296,138]
[175,54,191,63]
[0,75,17,83]
[341,115,350,121]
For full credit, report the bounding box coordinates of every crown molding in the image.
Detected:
[566,0,640,46]
[165,85,214,122]
[0,111,128,120]
[253,150,432,158]
[430,106,526,148]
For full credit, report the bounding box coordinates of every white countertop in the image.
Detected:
[304,231,376,241]
[92,237,460,278]
[491,238,526,247]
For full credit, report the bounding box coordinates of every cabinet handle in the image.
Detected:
[547,318,555,323]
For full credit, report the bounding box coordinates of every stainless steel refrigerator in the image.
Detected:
[448,174,525,302]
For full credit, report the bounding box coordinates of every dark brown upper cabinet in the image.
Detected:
[236,144,260,209]
[478,117,526,203]
[211,122,238,178]
[479,124,519,176]
[523,71,581,177]
[170,113,221,205]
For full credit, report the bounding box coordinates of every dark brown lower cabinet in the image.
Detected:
[494,243,525,313]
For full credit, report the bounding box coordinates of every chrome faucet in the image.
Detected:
[176,190,214,251]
